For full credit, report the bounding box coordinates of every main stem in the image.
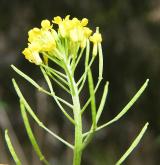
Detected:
[65,62,83,165]
[72,94,83,165]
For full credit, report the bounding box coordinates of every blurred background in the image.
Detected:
[0,0,160,164]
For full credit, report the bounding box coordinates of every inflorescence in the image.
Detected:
[22,15,102,65]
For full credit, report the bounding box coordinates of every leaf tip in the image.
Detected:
[10,64,14,68]
[106,81,109,86]
[5,129,8,134]
[145,122,149,127]
[12,78,16,84]
[5,129,9,140]
[146,79,149,83]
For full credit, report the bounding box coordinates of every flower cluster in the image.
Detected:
[53,16,92,48]
[22,16,102,65]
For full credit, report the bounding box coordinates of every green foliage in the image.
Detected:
[116,122,149,165]
[5,16,149,165]
[5,130,22,165]
[20,101,50,165]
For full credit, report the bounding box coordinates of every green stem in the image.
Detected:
[65,62,83,165]
[72,94,83,165]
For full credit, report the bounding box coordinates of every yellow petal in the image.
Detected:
[53,16,62,24]
[72,18,80,26]
[22,48,42,65]
[70,28,79,41]
[83,27,92,37]
[41,19,51,29]
[64,15,70,21]
[28,28,41,42]
[81,18,88,26]
[90,31,102,44]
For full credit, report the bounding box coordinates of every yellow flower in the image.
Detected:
[72,18,81,26]
[89,30,102,44]
[52,16,92,46]
[64,15,70,21]
[22,16,98,64]
[53,16,62,24]
[28,30,56,52]
[40,30,56,51]
[22,48,42,65]
[81,18,88,26]
[70,27,82,42]
[41,19,51,30]
[90,29,102,55]
[28,42,40,51]
[58,16,73,37]
[83,27,92,37]
[80,27,92,48]
[28,28,41,43]
[23,19,58,64]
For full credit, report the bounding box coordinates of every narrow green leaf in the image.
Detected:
[96,81,109,124]
[116,122,149,165]
[40,68,75,124]
[47,72,70,94]
[81,77,102,114]
[12,79,74,149]
[42,65,68,86]
[80,43,103,114]
[41,63,67,79]
[82,67,99,149]
[11,65,42,90]
[12,78,42,125]
[82,82,109,149]
[83,79,149,137]
[43,52,64,68]
[78,39,90,90]
[82,81,108,148]
[88,68,96,129]
[76,40,89,85]
[20,101,50,165]
[55,96,73,109]
[78,57,95,93]
[40,66,54,94]
[73,47,85,71]
[5,130,22,165]
[11,65,52,96]
[97,79,149,131]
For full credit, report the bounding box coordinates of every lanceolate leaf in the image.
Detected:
[20,101,50,165]
[88,68,96,129]
[5,130,22,165]
[116,122,149,165]
[96,81,109,124]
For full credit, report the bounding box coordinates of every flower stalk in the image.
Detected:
[65,62,83,165]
